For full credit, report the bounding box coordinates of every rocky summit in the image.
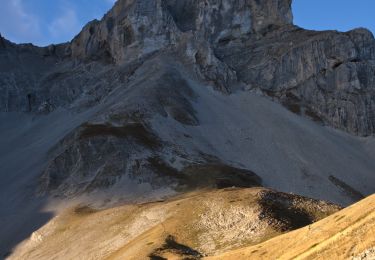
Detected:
[1,0,375,259]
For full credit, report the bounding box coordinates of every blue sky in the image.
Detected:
[0,0,115,46]
[293,0,375,34]
[0,0,374,47]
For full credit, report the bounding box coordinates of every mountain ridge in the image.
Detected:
[1,0,375,258]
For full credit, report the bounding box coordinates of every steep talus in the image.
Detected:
[1,0,375,258]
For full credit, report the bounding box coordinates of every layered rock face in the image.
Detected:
[216,27,375,135]
[1,0,374,134]
[69,0,292,63]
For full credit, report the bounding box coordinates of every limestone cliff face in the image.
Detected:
[67,0,293,92]
[70,1,179,63]
[1,0,374,135]
[216,27,375,135]
[69,0,293,63]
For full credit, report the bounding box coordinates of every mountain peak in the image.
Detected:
[70,0,293,63]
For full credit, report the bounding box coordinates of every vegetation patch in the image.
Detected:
[181,164,262,189]
[258,190,340,232]
[147,158,262,191]
[79,122,161,149]
[259,193,313,231]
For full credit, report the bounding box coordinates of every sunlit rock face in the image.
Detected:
[216,27,375,135]
[69,0,293,63]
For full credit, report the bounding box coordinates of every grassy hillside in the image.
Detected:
[208,194,375,260]
[10,188,339,259]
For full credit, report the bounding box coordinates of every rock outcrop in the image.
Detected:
[69,0,292,63]
[216,26,375,135]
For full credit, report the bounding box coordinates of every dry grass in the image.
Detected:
[10,188,340,260]
[207,194,375,260]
